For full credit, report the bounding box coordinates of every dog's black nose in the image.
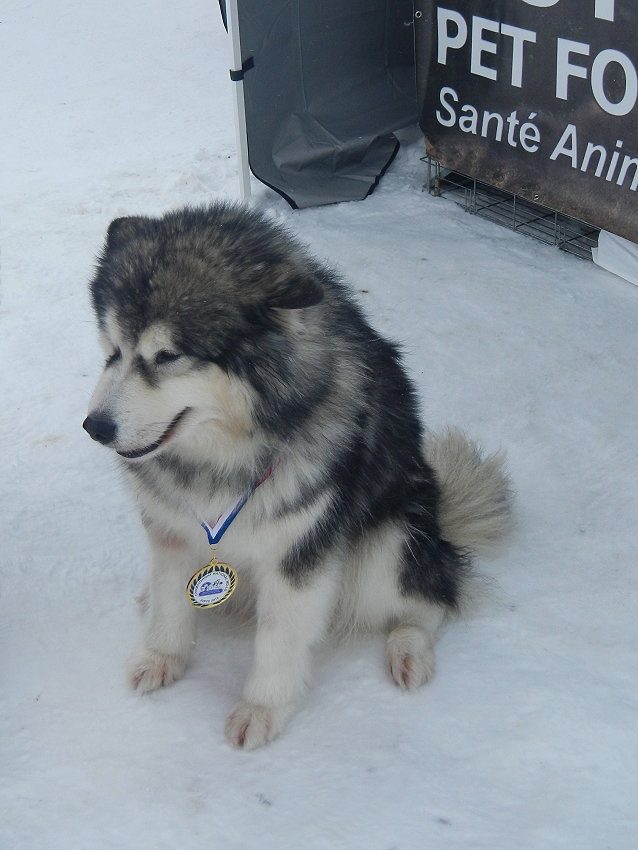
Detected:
[83,414,117,445]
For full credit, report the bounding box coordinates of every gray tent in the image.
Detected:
[219,1,417,208]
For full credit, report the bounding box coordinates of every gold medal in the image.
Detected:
[186,461,278,607]
[187,553,237,608]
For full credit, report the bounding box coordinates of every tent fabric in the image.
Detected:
[592,231,638,287]
[220,1,417,208]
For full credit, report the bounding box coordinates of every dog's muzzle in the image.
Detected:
[82,407,191,458]
[83,413,117,445]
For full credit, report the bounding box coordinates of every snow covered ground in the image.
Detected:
[2,1,637,848]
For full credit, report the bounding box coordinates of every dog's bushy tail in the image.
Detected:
[425,428,513,556]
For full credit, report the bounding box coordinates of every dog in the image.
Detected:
[83,202,511,749]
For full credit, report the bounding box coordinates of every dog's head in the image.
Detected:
[83,203,325,462]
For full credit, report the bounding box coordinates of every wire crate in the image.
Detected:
[424,157,600,261]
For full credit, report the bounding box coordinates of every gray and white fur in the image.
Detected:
[83,202,512,750]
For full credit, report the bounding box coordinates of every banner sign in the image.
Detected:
[415,1,638,242]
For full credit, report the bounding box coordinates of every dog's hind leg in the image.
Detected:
[348,525,448,691]
[127,528,197,694]
[225,561,339,750]
[385,602,445,691]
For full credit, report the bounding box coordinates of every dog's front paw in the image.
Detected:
[386,625,436,691]
[127,648,186,694]
[224,700,290,750]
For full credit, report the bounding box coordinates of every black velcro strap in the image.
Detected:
[229,57,254,82]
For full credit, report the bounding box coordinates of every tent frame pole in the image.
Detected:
[226,0,252,202]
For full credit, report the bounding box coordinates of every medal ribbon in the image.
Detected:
[199,461,279,546]
[186,462,278,608]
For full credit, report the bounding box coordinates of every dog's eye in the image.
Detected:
[154,350,181,366]
[105,348,121,368]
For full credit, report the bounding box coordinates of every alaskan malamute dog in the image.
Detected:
[83,202,511,749]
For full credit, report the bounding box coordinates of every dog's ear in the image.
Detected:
[105,216,148,250]
[257,263,324,310]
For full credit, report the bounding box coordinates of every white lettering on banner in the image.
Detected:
[595,0,615,21]
[437,8,466,65]
[591,50,638,115]
[435,6,635,113]
[617,153,638,188]
[520,0,615,19]
[550,123,578,166]
[556,39,637,116]
[435,86,458,126]
[437,8,537,88]
[556,39,590,99]
[520,114,542,151]
[471,16,499,80]
[429,1,638,208]
[436,85,638,190]
[501,23,537,87]
[436,86,541,151]
[550,125,638,188]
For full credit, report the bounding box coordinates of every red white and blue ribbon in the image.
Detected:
[199,462,279,546]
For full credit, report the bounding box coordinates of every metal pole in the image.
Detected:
[226,0,252,202]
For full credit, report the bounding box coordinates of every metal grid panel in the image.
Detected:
[424,157,600,261]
